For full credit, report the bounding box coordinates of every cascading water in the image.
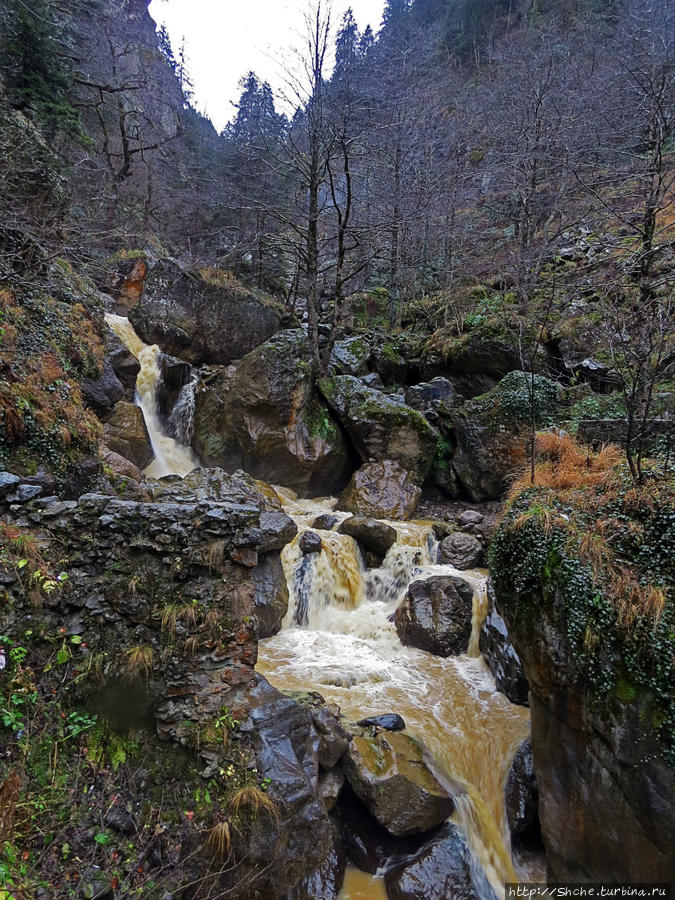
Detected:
[257,492,537,900]
[105,314,200,477]
[104,317,538,897]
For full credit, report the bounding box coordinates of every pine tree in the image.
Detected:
[0,0,80,134]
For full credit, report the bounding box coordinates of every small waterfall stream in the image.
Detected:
[106,316,538,898]
[105,314,200,477]
[257,492,533,899]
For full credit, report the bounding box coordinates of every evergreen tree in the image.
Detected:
[0,0,80,133]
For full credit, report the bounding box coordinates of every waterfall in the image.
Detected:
[168,370,199,447]
[105,313,200,478]
[258,493,536,898]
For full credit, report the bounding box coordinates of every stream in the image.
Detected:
[105,314,541,899]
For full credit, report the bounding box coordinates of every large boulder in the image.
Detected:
[318,375,438,481]
[102,401,153,470]
[82,359,125,418]
[328,334,373,376]
[384,822,498,900]
[450,371,560,502]
[405,378,457,417]
[253,553,289,638]
[437,532,483,569]
[129,258,282,365]
[395,575,474,657]
[341,731,456,836]
[105,331,140,401]
[193,331,353,496]
[338,516,397,558]
[479,582,529,705]
[338,461,422,520]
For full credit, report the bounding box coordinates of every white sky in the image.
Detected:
[148,0,386,131]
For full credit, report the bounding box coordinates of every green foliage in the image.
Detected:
[0,0,81,135]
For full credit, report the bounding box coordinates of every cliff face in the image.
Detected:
[490,440,674,882]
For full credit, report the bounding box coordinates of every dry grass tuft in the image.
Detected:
[122,645,155,680]
[228,786,278,823]
[204,540,225,572]
[204,820,232,860]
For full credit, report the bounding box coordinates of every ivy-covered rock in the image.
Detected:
[193,331,352,496]
[490,444,674,882]
[318,375,438,481]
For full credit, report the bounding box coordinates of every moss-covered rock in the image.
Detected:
[318,375,438,481]
[490,445,674,881]
[193,330,352,496]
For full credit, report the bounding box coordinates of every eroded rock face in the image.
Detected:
[341,731,456,836]
[384,822,498,900]
[194,330,353,496]
[82,359,125,418]
[319,375,438,481]
[505,739,539,844]
[129,258,282,365]
[338,460,422,520]
[338,516,397,558]
[102,400,153,469]
[395,575,474,657]
[105,331,140,401]
[253,552,289,638]
[479,582,529,706]
[437,532,483,569]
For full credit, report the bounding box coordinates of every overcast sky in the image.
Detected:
[148,0,386,132]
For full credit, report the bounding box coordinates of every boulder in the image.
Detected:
[455,509,483,528]
[437,532,483,569]
[285,823,345,900]
[318,375,438,481]
[328,334,373,376]
[193,330,352,496]
[258,509,298,553]
[504,739,540,844]
[82,359,125,418]
[384,822,498,900]
[312,513,338,531]
[299,531,323,555]
[318,768,345,812]
[338,516,397,558]
[102,401,153,470]
[355,714,405,732]
[341,731,456,836]
[101,447,143,483]
[405,378,457,415]
[105,331,140,400]
[129,258,282,365]
[109,255,148,315]
[253,553,289,638]
[479,583,529,705]
[312,705,353,769]
[395,575,474,657]
[338,461,422,520]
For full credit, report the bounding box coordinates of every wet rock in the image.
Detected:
[319,768,345,812]
[328,334,373,376]
[505,739,540,844]
[299,531,323,555]
[79,866,113,899]
[129,258,281,365]
[104,803,136,835]
[479,583,529,706]
[285,822,346,900]
[103,401,153,470]
[253,553,289,638]
[194,330,352,496]
[318,375,438,481]
[258,510,297,552]
[405,378,457,414]
[355,714,405,732]
[106,331,140,400]
[341,731,456,836]
[338,460,422,520]
[101,447,143,482]
[395,575,474,657]
[82,359,125,418]
[312,706,353,769]
[312,513,338,531]
[0,472,20,497]
[456,509,484,528]
[437,532,483,569]
[384,822,498,900]
[338,516,397,558]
